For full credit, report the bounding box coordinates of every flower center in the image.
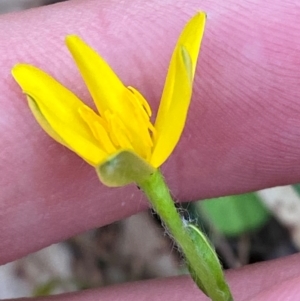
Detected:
[79,86,156,161]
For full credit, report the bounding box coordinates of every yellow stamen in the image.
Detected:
[78,106,116,154]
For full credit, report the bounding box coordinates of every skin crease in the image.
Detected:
[1,0,300,299]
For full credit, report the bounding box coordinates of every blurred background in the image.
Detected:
[1,0,300,298]
[0,0,67,13]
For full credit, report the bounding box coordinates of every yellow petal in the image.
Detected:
[177,12,206,78]
[150,12,206,167]
[12,64,107,166]
[27,95,68,147]
[66,35,154,159]
[150,46,192,167]
[65,35,128,117]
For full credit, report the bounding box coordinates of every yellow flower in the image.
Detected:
[12,12,206,184]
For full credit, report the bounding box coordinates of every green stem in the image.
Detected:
[137,169,233,301]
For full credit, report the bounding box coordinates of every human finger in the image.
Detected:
[1,0,300,263]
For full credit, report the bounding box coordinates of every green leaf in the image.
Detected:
[198,193,270,236]
[186,224,233,301]
[293,184,300,195]
[33,279,61,296]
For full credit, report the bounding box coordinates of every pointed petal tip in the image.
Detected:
[11,64,38,89]
[65,34,77,40]
[151,11,207,168]
[11,63,30,77]
[65,34,80,45]
[11,63,20,73]
[186,11,206,35]
[195,11,207,20]
[65,34,88,53]
[12,63,41,76]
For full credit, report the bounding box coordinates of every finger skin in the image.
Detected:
[1,0,300,265]
[246,276,300,301]
[7,253,300,301]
